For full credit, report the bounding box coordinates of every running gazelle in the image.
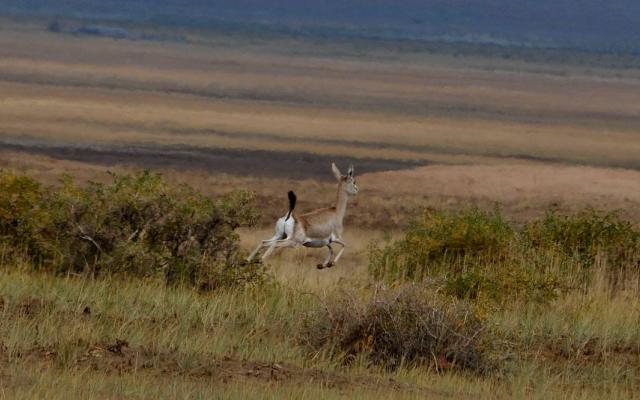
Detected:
[246,163,358,269]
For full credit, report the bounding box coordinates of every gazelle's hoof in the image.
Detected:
[325,262,334,268]
[316,263,325,269]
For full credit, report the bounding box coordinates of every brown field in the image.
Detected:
[2,17,640,399]
[2,19,640,227]
[2,20,640,169]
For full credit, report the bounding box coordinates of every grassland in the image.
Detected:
[2,16,640,399]
[2,237,640,399]
[1,172,639,399]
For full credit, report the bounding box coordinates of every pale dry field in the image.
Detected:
[2,20,640,227]
[1,20,640,170]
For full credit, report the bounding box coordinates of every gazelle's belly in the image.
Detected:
[304,221,336,239]
[302,237,332,248]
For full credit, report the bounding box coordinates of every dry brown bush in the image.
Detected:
[297,285,489,373]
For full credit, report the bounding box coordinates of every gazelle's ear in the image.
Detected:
[348,165,354,177]
[331,163,342,181]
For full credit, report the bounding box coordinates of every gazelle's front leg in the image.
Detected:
[331,239,346,264]
[317,244,334,269]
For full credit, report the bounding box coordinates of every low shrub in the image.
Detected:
[369,208,514,282]
[522,209,640,270]
[0,170,263,290]
[368,208,549,305]
[297,285,490,373]
[0,171,50,259]
[369,207,640,305]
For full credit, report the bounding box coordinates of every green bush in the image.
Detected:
[368,208,541,304]
[297,285,490,373]
[522,209,640,269]
[0,170,263,290]
[369,207,640,305]
[369,208,514,282]
[0,171,50,259]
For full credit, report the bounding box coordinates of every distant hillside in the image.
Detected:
[2,0,640,53]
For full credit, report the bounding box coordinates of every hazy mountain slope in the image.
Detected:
[1,0,640,52]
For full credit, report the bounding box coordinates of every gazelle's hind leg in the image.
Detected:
[246,217,288,262]
[246,234,280,262]
[262,238,297,260]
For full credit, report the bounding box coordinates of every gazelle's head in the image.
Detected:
[332,163,359,196]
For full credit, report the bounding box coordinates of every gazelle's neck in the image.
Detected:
[335,182,349,222]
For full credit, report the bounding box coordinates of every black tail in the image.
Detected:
[285,191,296,221]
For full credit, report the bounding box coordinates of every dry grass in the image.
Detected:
[0,170,639,399]
[1,256,640,399]
[363,164,640,223]
[2,18,640,399]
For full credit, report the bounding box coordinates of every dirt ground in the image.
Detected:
[0,141,423,181]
